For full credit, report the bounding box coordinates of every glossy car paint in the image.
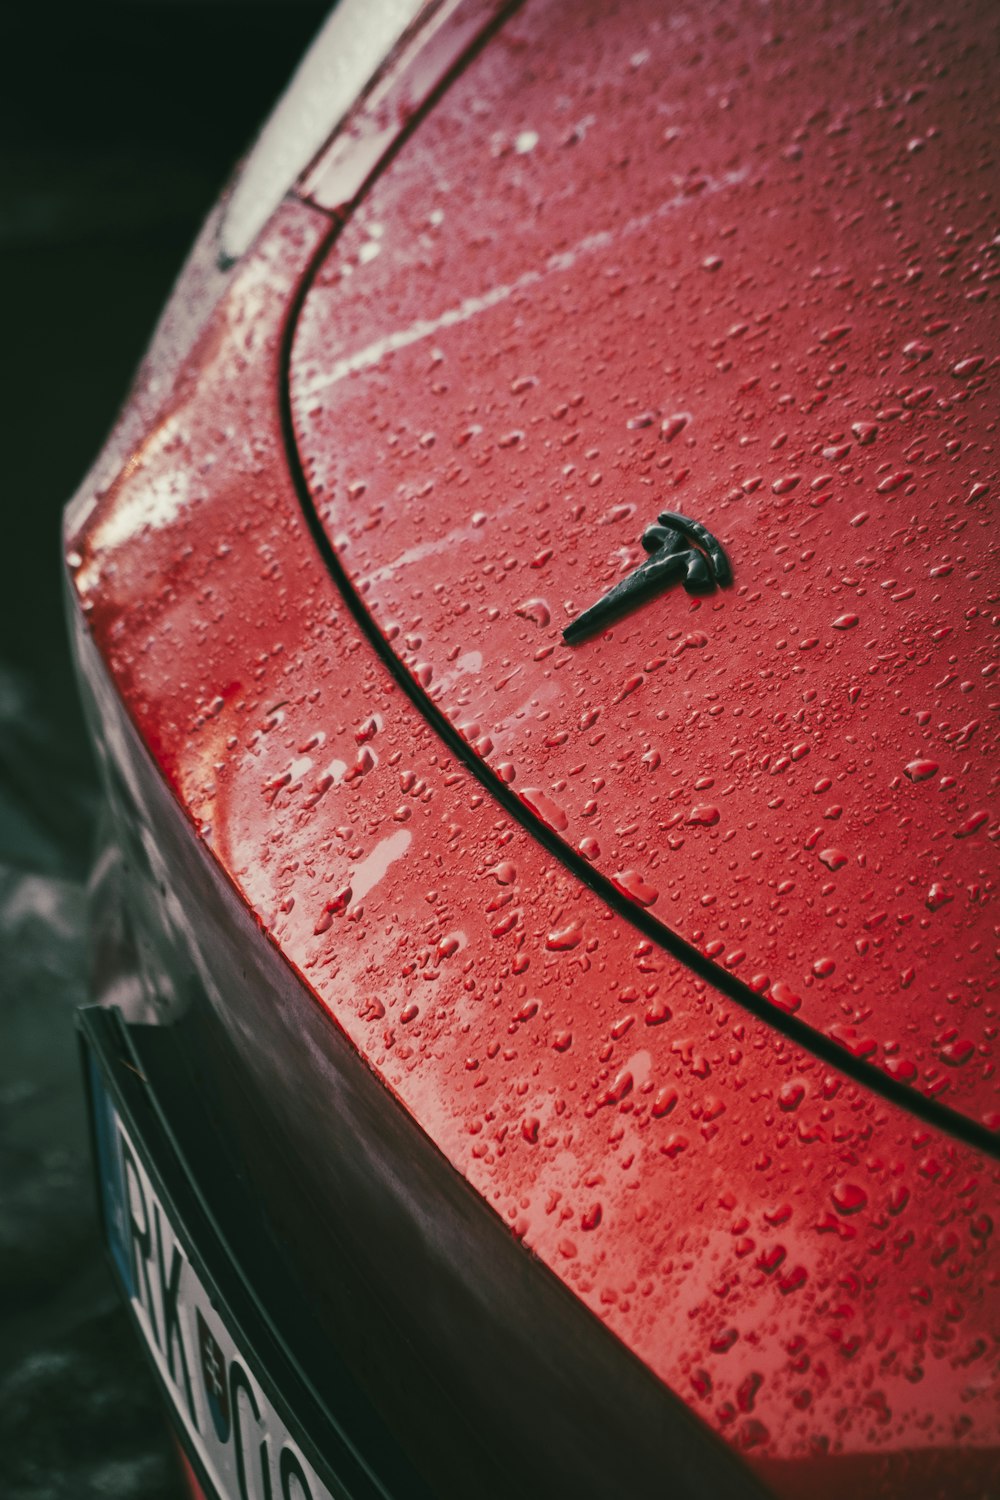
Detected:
[291,0,998,1138]
[65,1,999,1497]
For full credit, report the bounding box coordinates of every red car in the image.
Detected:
[67,0,998,1496]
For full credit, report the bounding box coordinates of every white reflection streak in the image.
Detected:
[350,829,412,904]
[299,168,749,397]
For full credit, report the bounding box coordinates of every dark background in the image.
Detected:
[0,7,324,1494]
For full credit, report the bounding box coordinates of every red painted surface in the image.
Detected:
[176,1443,210,1500]
[290,0,999,1134]
[65,0,1000,1495]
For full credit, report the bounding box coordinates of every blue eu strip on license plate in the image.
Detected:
[88,1052,343,1500]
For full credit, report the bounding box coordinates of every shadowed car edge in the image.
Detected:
[65,1,999,1498]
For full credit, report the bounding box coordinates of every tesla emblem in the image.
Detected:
[563,510,731,644]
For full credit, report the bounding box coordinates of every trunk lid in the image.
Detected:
[289,0,999,1132]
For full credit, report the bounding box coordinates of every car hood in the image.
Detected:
[288,0,998,1136]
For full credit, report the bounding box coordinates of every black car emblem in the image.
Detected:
[563,510,731,644]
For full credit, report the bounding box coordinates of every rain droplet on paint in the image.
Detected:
[831,1182,868,1215]
[904,758,939,782]
[520,787,569,831]
[818,847,848,871]
[612,869,659,907]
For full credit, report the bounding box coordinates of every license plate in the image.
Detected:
[87,1048,343,1500]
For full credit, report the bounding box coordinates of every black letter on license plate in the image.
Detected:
[120,1136,159,1348]
[154,1201,198,1430]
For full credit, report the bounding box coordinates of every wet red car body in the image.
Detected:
[66,1,999,1497]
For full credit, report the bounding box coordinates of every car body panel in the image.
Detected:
[73,619,765,1500]
[67,189,1000,1497]
[289,0,999,1135]
[64,1,1000,1495]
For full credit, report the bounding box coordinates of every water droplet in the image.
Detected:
[687,804,721,827]
[812,956,836,978]
[756,1245,786,1275]
[888,1184,909,1216]
[520,787,569,831]
[546,920,583,951]
[876,470,912,494]
[596,1069,633,1107]
[739,1419,770,1452]
[831,613,859,629]
[778,1081,805,1112]
[515,597,551,627]
[925,882,952,912]
[828,1024,876,1058]
[818,847,848,871]
[710,1327,739,1354]
[954,810,988,838]
[660,412,690,442]
[652,1086,678,1118]
[314,885,352,932]
[616,673,644,702]
[904,758,939,782]
[768,980,802,1014]
[661,1133,689,1158]
[831,1182,868,1215]
[612,869,659,907]
[779,1265,808,1295]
